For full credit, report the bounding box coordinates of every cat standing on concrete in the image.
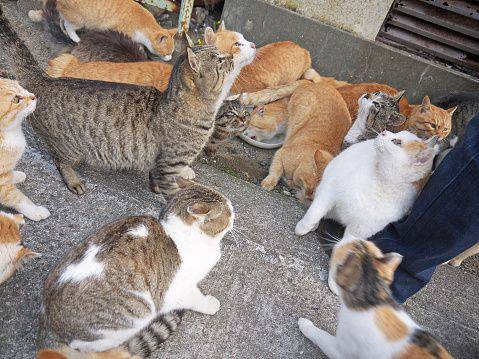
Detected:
[29,0,177,60]
[0,10,251,199]
[299,239,453,359]
[0,211,39,285]
[41,184,234,357]
[0,78,50,221]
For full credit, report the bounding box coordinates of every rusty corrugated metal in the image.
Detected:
[377,0,479,75]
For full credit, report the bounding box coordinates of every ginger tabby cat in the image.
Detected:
[0,79,50,221]
[261,82,351,203]
[29,0,177,60]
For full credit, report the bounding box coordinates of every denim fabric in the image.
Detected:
[372,114,479,303]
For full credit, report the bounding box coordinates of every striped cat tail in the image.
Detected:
[126,311,184,358]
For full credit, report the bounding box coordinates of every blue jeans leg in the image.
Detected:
[372,114,479,303]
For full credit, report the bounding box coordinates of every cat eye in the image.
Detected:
[234,42,243,47]
[12,95,22,104]
[429,123,437,129]
[392,139,402,145]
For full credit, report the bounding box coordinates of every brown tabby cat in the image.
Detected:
[0,10,248,199]
[0,211,39,285]
[0,78,50,221]
[261,82,351,203]
[300,240,453,358]
[41,184,234,357]
[29,0,177,60]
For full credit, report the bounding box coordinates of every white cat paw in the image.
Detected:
[298,318,315,336]
[179,166,196,180]
[20,205,51,222]
[203,295,220,315]
[295,220,312,236]
[11,171,26,184]
[328,276,340,296]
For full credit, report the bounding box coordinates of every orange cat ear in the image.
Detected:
[420,95,431,113]
[187,48,199,73]
[447,106,457,115]
[217,20,226,32]
[168,28,178,37]
[204,27,216,46]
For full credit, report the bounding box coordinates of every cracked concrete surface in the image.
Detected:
[0,1,478,358]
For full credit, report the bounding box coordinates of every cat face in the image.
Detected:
[334,239,402,303]
[151,28,177,60]
[361,91,406,131]
[216,99,251,134]
[407,96,456,140]
[204,22,256,67]
[0,79,37,131]
[0,211,39,285]
[375,130,437,175]
[160,184,234,238]
[187,46,235,97]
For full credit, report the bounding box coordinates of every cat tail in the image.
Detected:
[303,69,349,88]
[240,80,310,106]
[125,310,184,357]
[47,54,79,78]
[0,5,46,89]
[42,0,74,44]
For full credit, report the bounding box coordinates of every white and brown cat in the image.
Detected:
[0,78,50,221]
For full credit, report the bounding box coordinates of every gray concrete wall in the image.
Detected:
[222,0,479,104]
[266,0,394,40]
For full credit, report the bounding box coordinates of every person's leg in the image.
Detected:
[372,113,479,303]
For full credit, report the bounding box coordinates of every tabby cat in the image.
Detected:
[0,78,50,221]
[204,99,251,156]
[0,10,248,199]
[0,211,39,285]
[299,239,453,359]
[29,0,177,60]
[41,184,234,357]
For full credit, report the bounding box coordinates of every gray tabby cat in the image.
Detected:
[342,91,406,149]
[434,91,479,150]
[205,99,251,156]
[0,9,249,199]
[41,184,234,357]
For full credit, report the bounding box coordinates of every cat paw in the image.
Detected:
[67,180,86,195]
[179,166,196,180]
[295,220,313,236]
[448,258,462,267]
[11,171,26,184]
[28,10,44,22]
[203,295,220,315]
[261,176,278,191]
[298,318,315,336]
[328,276,340,296]
[20,205,50,222]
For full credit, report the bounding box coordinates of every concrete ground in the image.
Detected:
[0,1,478,358]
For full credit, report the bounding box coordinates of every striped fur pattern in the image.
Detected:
[41,184,234,356]
[299,240,453,359]
[205,99,251,156]
[0,10,240,199]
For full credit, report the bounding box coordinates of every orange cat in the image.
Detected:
[0,211,39,285]
[47,54,172,91]
[29,0,177,60]
[244,97,289,142]
[261,82,351,202]
[0,79,50,221]
[37,348,139,359]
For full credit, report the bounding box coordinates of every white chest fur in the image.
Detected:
[1,127,26,152]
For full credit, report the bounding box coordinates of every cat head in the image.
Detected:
[149,28,178,61]
[160,184,234,238]
[203,21,256,67]
[0,211,40,285]
[216,99,251,134]
[244,100,288,141]
[334,239,402,308]
[374,130,438,182]
[0,78,37,131]
[361,91,406,129]
[406,96,456,140]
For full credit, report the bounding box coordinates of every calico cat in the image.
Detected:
[41,184,234,356]
[434,91,479,150]
[29,0,177,60]
[0,78,50,221]
[38,347,139,359]
[342,91,406,149]
[204,99,251,156]
[299,239,453,359]
[0,211,39,285]
[243,97,289,142]
[0,10,251,199]
[261,82,351,203]
[295,131,436,242]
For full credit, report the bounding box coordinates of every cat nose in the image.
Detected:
[250,43,256,49]
[380,131,387,137]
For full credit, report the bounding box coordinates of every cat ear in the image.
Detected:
[218,20,226,32]
[17,247,41,262]
[375,252,402,284]
[168,28,178,38]
[420,95,431,113]
[187,48,199,73]
[187,202,215,218]
[204,27,216,46]
[335,252,363,292]
[413,147,435,166]
[388,112,406,126]
[446,106,457,115]
[184,32,195,48]
[393,90,406,103]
